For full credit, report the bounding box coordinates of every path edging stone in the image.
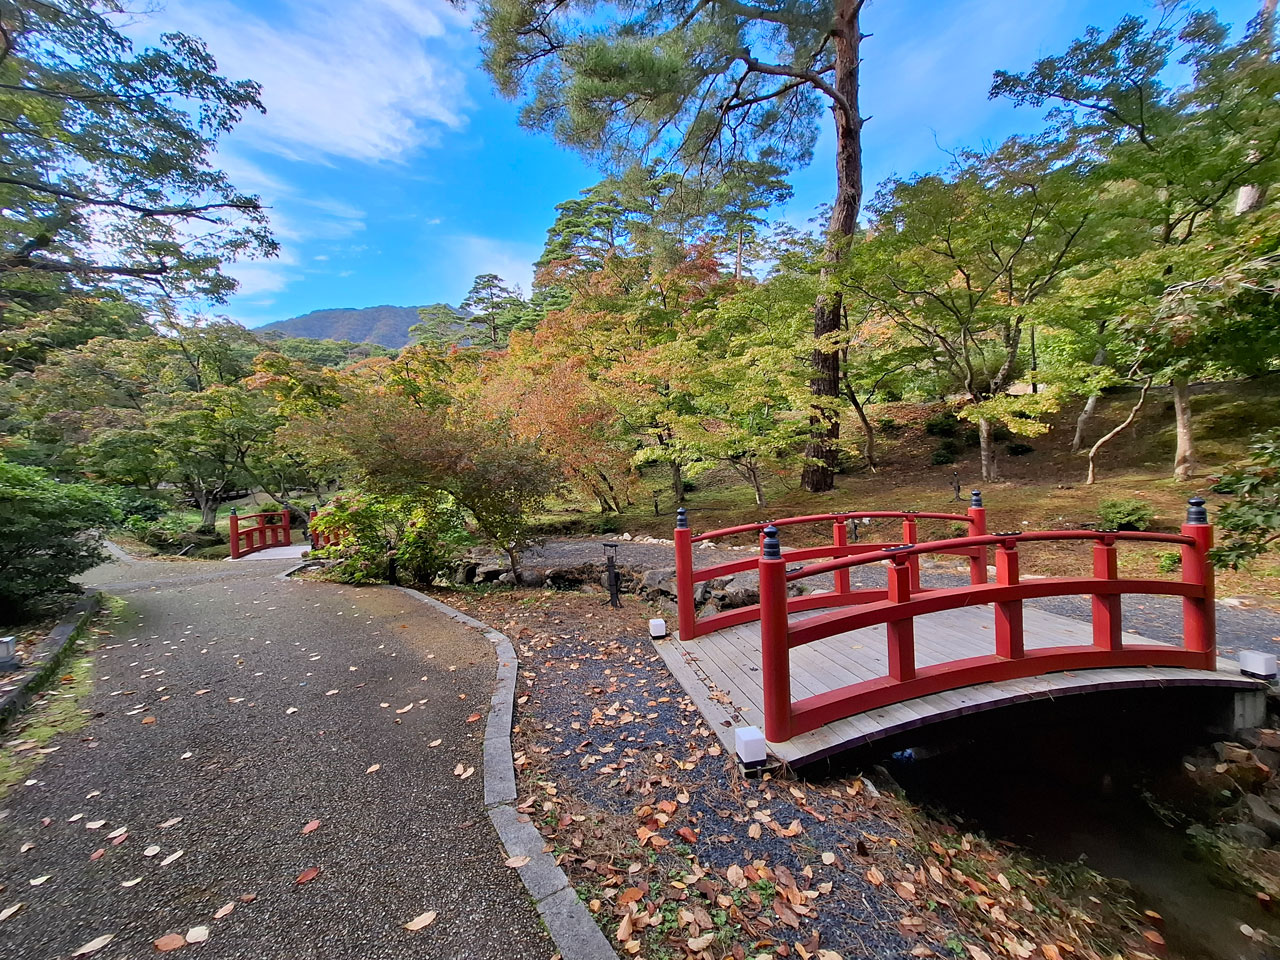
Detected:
[395,587,617,960]
[0,592,102,727]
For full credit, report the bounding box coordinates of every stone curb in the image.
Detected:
[102,538,138,564]
[394,587,617,960]
[0,592,102,728]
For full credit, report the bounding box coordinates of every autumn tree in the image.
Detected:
[478,0,868,493]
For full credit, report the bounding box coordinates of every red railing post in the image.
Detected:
[885,552,916,681]
[674,508,697,641]
[966,490,988,584]
[901,515,921,592]
[994,536,1024,659]
[280,506,291,547]
[309,507,319,550]
[759,525,793,742]
[1180,497,1216,667]
[1092,537,1122,651]
[228,507,240,560]
[833,520,850,595]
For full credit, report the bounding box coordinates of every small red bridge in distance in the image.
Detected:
[663,493,1266,765]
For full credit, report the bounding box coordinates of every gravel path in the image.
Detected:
[0,558,554,960]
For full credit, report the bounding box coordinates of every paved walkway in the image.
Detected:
[0,557,554,960]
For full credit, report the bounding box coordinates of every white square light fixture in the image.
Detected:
[649,618,667,638]
[0,636,16,668]
[1240,650,1277,681]
[735,726,767,767]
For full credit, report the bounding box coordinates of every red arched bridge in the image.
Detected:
[663,494,1264,764]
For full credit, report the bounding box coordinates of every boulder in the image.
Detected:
[1216,742,1255,764]
[710,576,759,610]
[1224,822,1273,849]
[475,562,507,583]
[1245,794,1280,841]
[518,569,547,588]
[498,572,516,586]
[639,568,677,601]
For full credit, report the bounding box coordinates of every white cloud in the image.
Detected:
[226,247,301,298]
[134,0,471,164]
[449,235,539,300]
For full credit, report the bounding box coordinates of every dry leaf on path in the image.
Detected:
[404,910,438,931]
[504,855,530,868]
[865,866,885,886]
[144,845,161,857]
[29,875,50,886]
[302,820,321,835]
[214,903,235,920]
[687,933,715,950]
[185,926,209,943]
[428,739,442,748]
[0,903,24,922]
[159,818,182,829]
[295,866,322,885]
[465,713,482,723]
[141,717,156,725]
[71,934,114,956]
[366,764,380,774]
[160,850,183,866]
[121,877,142,888]
[154,933,186,952]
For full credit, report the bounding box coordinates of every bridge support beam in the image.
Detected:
[994,538,1023,660]
[759,526,792,742]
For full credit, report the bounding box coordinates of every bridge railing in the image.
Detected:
[673,492,989,642]
[307,506,343,551]
[674,496,1216,743]
[228,508,292,559]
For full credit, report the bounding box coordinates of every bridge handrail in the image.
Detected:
[228,507,292,560]
[751,497,1216,742]
[674,493,989,641]
[690,508,979,544]
[783,529,1197,583]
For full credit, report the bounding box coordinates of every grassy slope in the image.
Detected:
[537,375,1280,602]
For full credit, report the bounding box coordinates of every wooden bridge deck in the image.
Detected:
[655,600,1264,766]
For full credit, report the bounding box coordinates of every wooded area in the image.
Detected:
[4,1,1280,622]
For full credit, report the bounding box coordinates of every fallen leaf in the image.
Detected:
[865,866,885,886]
[185,926,209,944]
[295,866,321,885]
[159,818,182,829]
[29,875,50,886]
[366,764,380,774]
[154,933,186,952]
[466,713,482,723]
[214,903,235,920]
[616,913,634,942]
[505,856,531,868]
[71,934,114,956]
[302,820,321,835]
[86,820,106,830]
[239,893,257,903]
[1143,930,1166,947]
[688,933,715,950]
[457,766,475,780]
[89,848,105,861]
[111,832,128,846]
[160,850,184,866]
[19,842,34,853]
[141,717,156,725]
[428,739,442,748]
[1041,946,1063,960]
[0,903,24,922]
[404,910,438,931]
[285,707,298,715]
[144,845,161,857]
[821,852,836,866]
[107,827,127,839]
[120,877,142,888]
[396,704,413,715]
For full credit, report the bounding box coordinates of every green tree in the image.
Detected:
[0,461,118,623]
[478,0,868,493]
[410,303,469,348]
[460,274,526,348]
[0,0,275,301]
[993,7,1280,479]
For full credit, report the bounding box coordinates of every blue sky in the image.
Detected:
[132,0,1260,328]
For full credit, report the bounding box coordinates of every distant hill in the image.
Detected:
[255,304,467,348]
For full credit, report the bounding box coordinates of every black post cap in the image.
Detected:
[970,490,983,508]
[229,506,237,515]
[675,507,689,529]
[762,525,781,559]
[1186,496,1208,525]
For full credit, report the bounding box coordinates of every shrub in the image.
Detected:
[1006,442,1034,457]
[593,513,621,535]
[1098,498,1155,532]
[1212,430,1280,569]
[258,501,283,524]
[311,490,474,586]
[930,447,957,465]
[124,515,221,552]
[924,411,962,438]
[877,416,902,435]
[106,487,169,523]
[1156,551,1182,574]
[0,463,119,623]
[960,426,981,448]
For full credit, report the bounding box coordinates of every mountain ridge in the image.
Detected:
[255,304,461,348]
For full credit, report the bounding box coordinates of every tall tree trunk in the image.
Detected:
[977,418,998,482]
[746,464,766,507]
[1071,393,1100,454]
[801,0,862,494]
[735,229,744,281]
[1172,377,1195,481]
[847,387,877,470]
[1235,0,1276,214]
[1086,378,1151,484]
[198,493,218,531]
[671,460,684,503]
[1071,335,1109,453]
